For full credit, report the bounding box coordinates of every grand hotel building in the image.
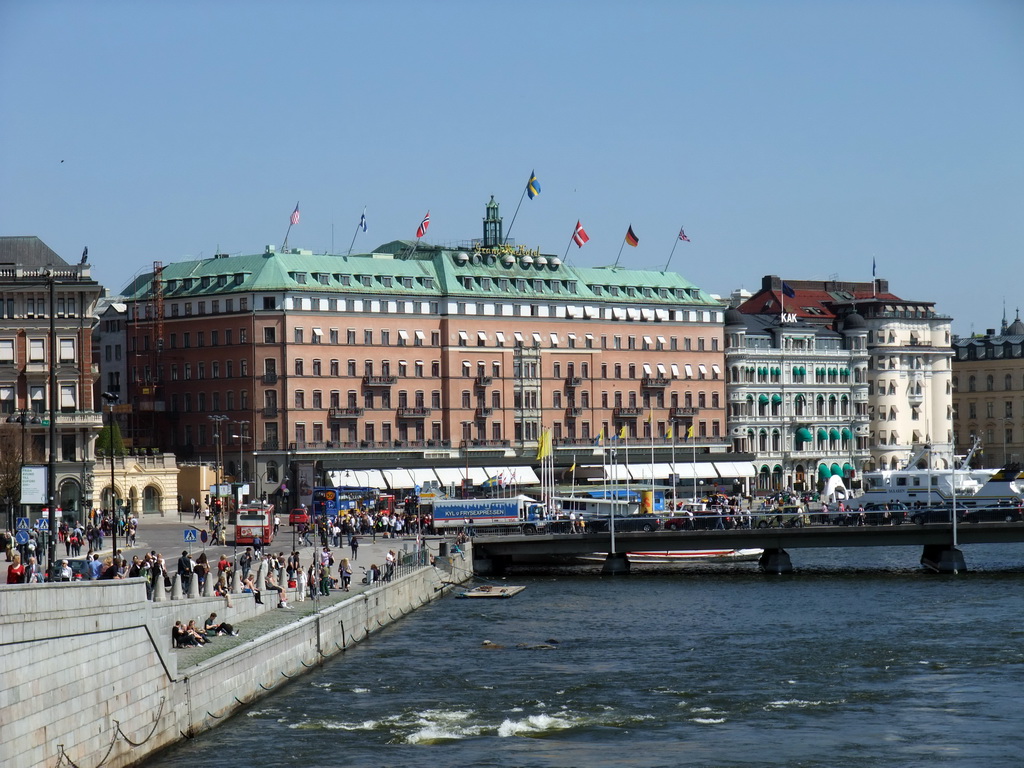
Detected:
[120,201,733,507]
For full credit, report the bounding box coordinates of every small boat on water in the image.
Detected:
[577,549,762,564]
[456,585,526,599]
[625,549,763,564]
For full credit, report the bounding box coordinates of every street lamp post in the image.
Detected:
[101,393,118,564]
[209,415,228,525]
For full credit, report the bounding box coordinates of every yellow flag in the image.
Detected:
[569,461,577,472]
[535,428,553,460]
[648,407,654,424]
[618,425,628,440]
[597,427,605,443]
[687,425,695,439]
[666,425,673,439]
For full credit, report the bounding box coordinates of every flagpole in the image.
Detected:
[347,207,366,255]
[691,430,697,503]
[664,236,680,272]
[650,411,655,495]
[503,184,529,246]
[670,423,677,511]
[564,224,578,261]
[624,430,631,505]
[613,238,626,268]
[282,221,293,252]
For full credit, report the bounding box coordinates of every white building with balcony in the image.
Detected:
[736,275,953,475]
[725,305,870,493]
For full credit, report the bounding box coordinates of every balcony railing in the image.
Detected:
[565,377,583,387]
[329,407,363,419]
[614,407,644,418]
[670,407,698,419]
[475,407,493,418]
[261,373,278,385]
[474,375,493,387]
[396,406,431,418]
[363,375,398,386]
[565,407,583,418]
[262,406,278,418]
[641,377,670,388]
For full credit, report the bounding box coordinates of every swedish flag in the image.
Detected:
[527,170,541,200]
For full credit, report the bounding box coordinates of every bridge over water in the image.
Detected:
[469,522,1024,574]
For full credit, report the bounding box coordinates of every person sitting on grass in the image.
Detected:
[204,612,237,636]
[186,619,210,644]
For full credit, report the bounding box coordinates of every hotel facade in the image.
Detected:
[120,201,737,508]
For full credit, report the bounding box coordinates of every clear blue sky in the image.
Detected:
[2,0,1021,336]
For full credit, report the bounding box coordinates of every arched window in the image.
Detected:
[266,460,279,483]
[968,375,976,392]
[987,375,994,391]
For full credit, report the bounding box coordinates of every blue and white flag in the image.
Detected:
[359,208,367,232]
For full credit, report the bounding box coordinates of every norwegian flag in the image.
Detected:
[416,211,430,238]
[678,227,690,242]
[290,202,300,226]
[572,220,590,247]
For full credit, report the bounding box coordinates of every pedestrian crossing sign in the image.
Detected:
[16,517,30,532]
[183,529,198,543]
[35,519,49,531]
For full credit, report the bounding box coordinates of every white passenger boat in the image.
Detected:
[578,549,762,564]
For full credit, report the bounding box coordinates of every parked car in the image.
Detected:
[288,508,310,525]
[961,504,1024,523]
[585,515,661,533]
[861,502,908,526]
[909,507,965,525]
[755,505,807,529]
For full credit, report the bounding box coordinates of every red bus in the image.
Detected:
[234,504,275,546]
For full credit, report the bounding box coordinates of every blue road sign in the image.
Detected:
[16,517,30,532]
[35,519,49,531]
[183,529,198,543]
[200,530,208,543]
[15,531,29,545]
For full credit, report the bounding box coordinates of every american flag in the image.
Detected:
[290,203,300,226]
[416,211,430,238]
[572,220,590,247]
[678,227,690,242]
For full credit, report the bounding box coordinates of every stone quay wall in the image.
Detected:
[0,552,468,768]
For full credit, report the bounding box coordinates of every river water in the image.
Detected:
[148,544,1024,767]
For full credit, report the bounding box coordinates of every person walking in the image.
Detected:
[350,534,359,561]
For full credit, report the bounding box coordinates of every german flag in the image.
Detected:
[625,225,639,247]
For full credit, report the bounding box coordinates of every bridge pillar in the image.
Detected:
[758,548,793,575]
[921,545,967,574]
[601,553,630,575]
[473,554,508,577]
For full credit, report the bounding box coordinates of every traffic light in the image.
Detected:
[205,494,210,505]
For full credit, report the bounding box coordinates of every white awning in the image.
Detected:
[641,309,655,320]
[684,364,693,378]
[627,308,641,320]
[567,333,576,341]
[414,330,425,341]
[477,331,488,342]
[643,336,653,346]
[671,463,719,479]
[698,364,708,376]
[550,333,560,345]
[433,468,464,485]
[0,387,12,401]
[656,309,670,321]
[657,363,667,375]
[584,306,599,318]
[670,364,680,377]
[713,461,757,478]
[398,330,409,341]
[613,308,626,320]
[495,331,505,344]
[513,331,524,343]
[585,333,594,341]
[505,466,540,485]
[657,336,667,347]
[629,463,675,481]
[458,331,469,342]
[312,327,323,337]
[463,466,491,484]
[712,364,721,376]
[403,468,441,487]
[360,469,389,489]
[532,332,542,344]
[643,363,652,375]
[605,464,631,482]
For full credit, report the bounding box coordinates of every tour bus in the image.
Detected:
[234,504,275,546]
